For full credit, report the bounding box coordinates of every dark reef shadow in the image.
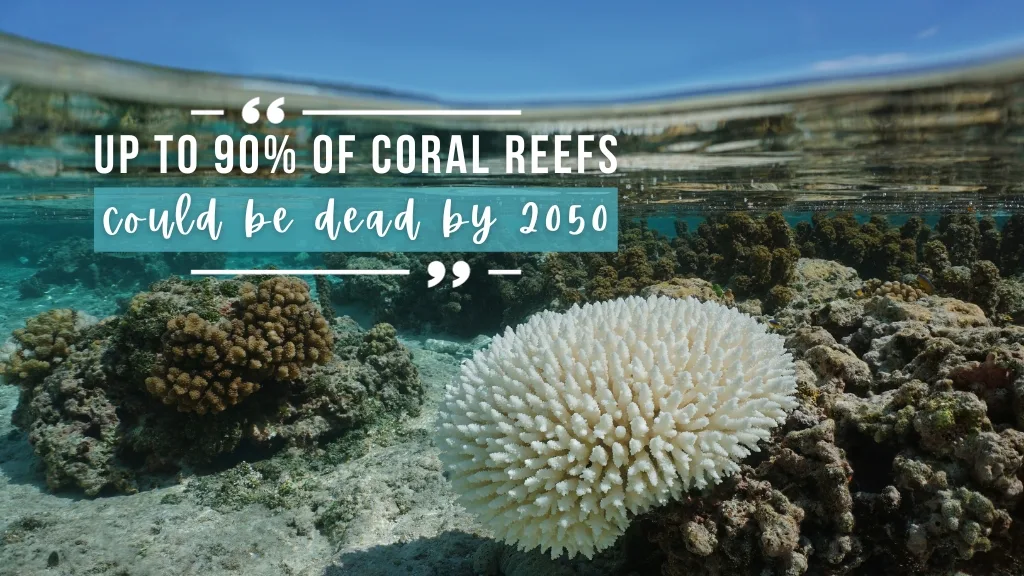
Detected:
[0,410,179,500]
[322,526,657,576]
[324,531,491,576]
[334,302,375,331]
[0,383,50,492]
[0,427,49,490]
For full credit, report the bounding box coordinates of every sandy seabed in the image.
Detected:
[0,336,501,576]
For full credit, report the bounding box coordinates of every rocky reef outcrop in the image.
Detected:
[638,270,1024,575]
[0,275,423,496]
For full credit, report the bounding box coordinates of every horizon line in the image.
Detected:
[4,32,1024,115]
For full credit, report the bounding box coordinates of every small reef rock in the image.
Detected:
[639,286,1024,575]
[773,259,862,328]
[422,335,492,358]
[640,277,735,305]
[0,275,423,496]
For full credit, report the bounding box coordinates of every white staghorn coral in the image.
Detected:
[434,295,798,560]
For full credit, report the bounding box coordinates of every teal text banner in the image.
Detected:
[93,187,618,253]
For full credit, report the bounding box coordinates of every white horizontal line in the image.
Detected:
[302,109,522,116]
[192,269,410,276]
[488,269,522,275]
[190,109,225,115]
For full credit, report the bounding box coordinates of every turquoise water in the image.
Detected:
[3,38,1024,576]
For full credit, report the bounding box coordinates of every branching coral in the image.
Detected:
[144,277,333,414]
[0,309,82,385]
[936,214,981,267]
[674,212,799,297]
[435,295,798,560]
[545,220,677,306]
[235,276,333,378]
[795,214,925,281]
[143,313,256,414]
[859,279,928,301]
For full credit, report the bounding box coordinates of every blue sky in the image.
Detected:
[4,0,1024,102]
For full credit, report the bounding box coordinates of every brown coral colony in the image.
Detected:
[145,277,333,415]
[0,309,80,384]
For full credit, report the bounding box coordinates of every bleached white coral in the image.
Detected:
[435,295,798,560]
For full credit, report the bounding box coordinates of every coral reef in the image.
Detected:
[644,423,849,576]
[859,279,928,301]
[640,273,1024,575]
[8,211,1024,572]
[435,295,798,560]
[13,334,137,495]
[325,251,551,336]
[320,214,1023,342]
[145,277,334,414]
[935,214,982,267]
[0,309,88,385]
[2,276,422,496]
[919,247,1009,319]
[545,220,678,306]
[794,214,927,281]
[673,212,800,298]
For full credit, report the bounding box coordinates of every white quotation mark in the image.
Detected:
[427,261,446,288]
[426,260,471,288]
[241,97,286,125]
[451,261,470,287]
